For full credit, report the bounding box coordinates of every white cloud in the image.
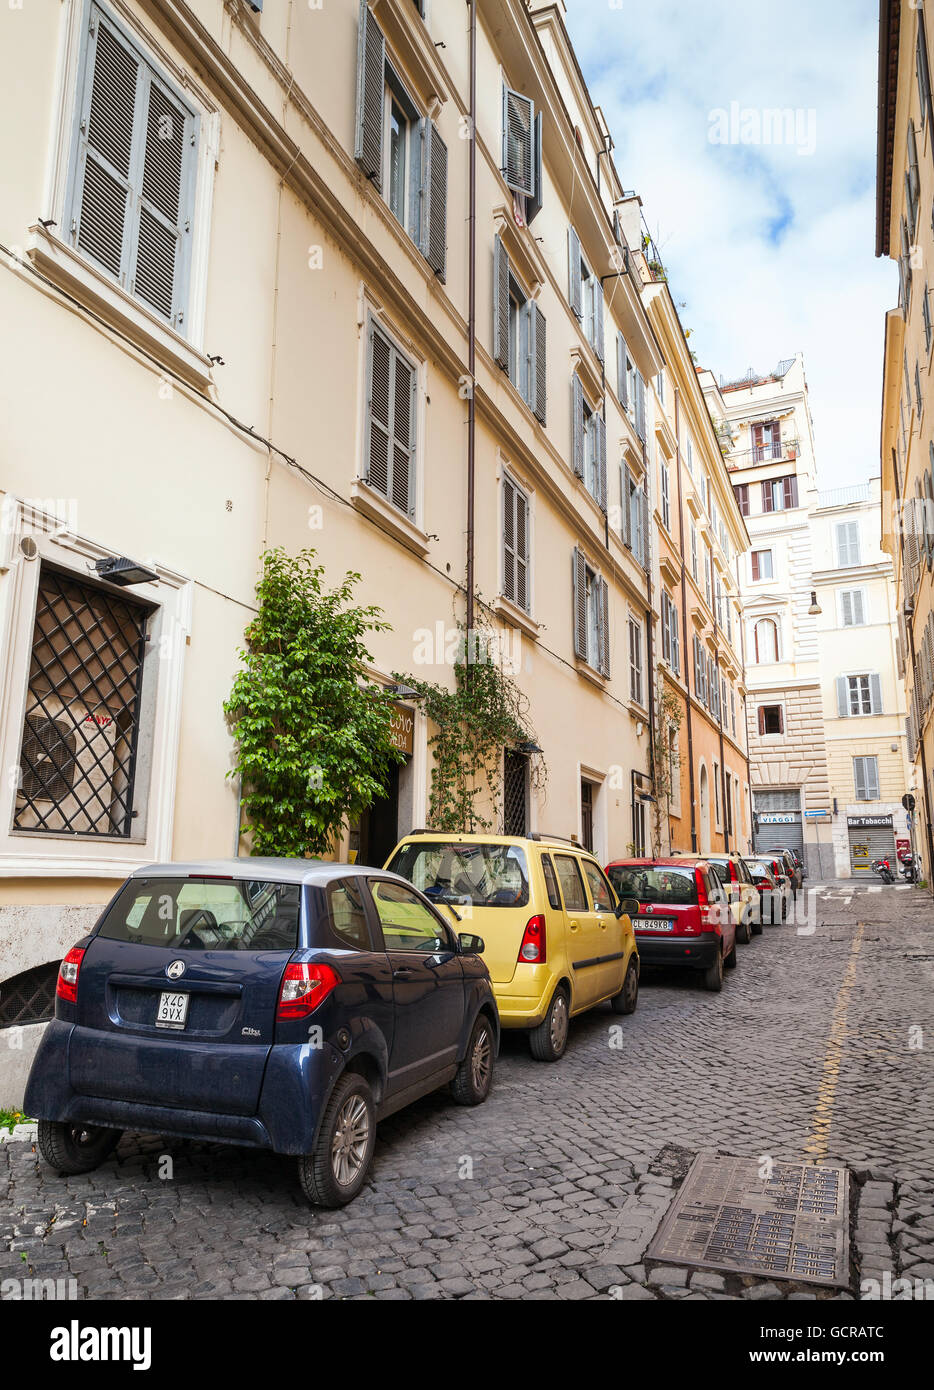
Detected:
[565,0,895,487]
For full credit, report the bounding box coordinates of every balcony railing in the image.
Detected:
[817,483,870,509]
[724,439,799,471]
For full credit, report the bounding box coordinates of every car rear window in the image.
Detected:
[97,877,302,951]
[608,864,698,906]
[707,861,730,886]
[387,841,530,907]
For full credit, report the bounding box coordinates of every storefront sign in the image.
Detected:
[847,815,893,829]
[388,703,414,756]
[758,813,797,824]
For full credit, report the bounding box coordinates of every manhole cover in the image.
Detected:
[647,1152,849,1287]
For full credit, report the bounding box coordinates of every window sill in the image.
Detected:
[575,658,608,689]
[491,595,539,641]
[26,226,215,392]
[492,205,546,295]
[350,481,431,557]
[372,0,449,109]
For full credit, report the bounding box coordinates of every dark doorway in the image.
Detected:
[503,750,528,836]
[581,780,594,852]
[356,761,400,867]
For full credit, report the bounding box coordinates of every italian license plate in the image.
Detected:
[155,991,190,1030]
[636,917,674,932]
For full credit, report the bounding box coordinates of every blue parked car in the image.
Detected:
[25,859,499,1207]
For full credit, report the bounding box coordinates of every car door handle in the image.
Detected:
[392,967,415,979]
[568,920,579,931]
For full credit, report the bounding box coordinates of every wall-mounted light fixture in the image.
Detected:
[807,589,821,615]
[93,556,159,587]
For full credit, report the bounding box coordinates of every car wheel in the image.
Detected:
[781,896,788,920]
[736,909,752,945]
[529,986,570,1062]
[724,939,738,969]
[611,958,639,1015]
[450,1014,495,1105]
[297,1072,375,1208]
[37,1119,121,1176]
[702,948,724,992]
[751,914,764,936]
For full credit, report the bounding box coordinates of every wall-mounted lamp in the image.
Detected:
[807,590,821,615]
[516,740,543,755]
[93,556,159,587]
[385,682,423,701]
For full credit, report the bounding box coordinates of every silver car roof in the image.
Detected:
[128,858,403,887]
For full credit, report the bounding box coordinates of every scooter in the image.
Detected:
[872,857,895,883]
[898,852,919,884]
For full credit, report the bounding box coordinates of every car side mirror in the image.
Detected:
[615,897,639,919]
[458,932,485,955]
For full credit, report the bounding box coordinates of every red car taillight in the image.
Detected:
[277,962,340,1019]
[56,946,85,1004]
[518,915,546,964]
[728,861,738,882]
[695,868,708,907]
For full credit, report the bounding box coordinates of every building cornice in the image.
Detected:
[875,0,902,259]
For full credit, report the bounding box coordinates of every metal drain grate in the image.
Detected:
[647,1152,849,1287]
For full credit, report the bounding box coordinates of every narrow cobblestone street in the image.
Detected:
[3,882,933,1301]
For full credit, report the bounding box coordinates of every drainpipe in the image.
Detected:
[466,0,477,650]
[890,445,934,895]
[736,553,754,853]
[643,432,658,851]
[674,387,697,851]
[713,634,729,852]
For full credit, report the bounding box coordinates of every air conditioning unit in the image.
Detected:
[17,695,119,833]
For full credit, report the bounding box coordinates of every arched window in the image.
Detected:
[754,618,779,663]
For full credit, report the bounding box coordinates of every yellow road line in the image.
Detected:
[803,922,865,1161]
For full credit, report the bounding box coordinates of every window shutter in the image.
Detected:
[617,333,628,407]
[572,548,587,660]
[493,235,510,371]
[391,352,416,516]
[593,284,605,364]
[571,375,585,478]
[503,475,516,604]
[134,75,195,324]
[867,759,879,799]
[835,675,849,718]
[531,303,547,424]
[515,486,529,612]
[354,0,384,189]
[366,322,391,496]
[568,226,583,319]
[526,111,543,224]
[640,486,649,569]
[870,673,883,714]
[634,371,646,442]
[840,590,853,626]
[671,602,680,675]
[854,758,867,799]
[751,551,760,582]
[783,475,798,509]
[757,705,766,736]
[424,121,447,280]
[620,467,631,546]
[761,481,774,513]
[503,86,535,197]
[599,577,610,677]
[595,414,607,511]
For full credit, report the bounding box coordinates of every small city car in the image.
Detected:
[775,848,804,896]
[702,853,762,942]
[746,858,785,923]
[605,857,736,992]
[386,833,640,1062]
[24,860,499,1208]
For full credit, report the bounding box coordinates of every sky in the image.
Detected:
[564,0,895,490]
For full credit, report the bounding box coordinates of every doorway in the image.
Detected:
[581,779,594,852]
[354,760,400,868]
[699,763,710,854]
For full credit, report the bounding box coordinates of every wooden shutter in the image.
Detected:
[503,475,516,604]
[598,576,610,676]
[733,483,749,516]
[493,235,510,371]
[531,304,547,423]
[526,111,543,224]
[621,467,632,546]
[617,334,629,407]
[571,375,585,478]
[761,481,774,513]
[757,705,766,736]
[503,86,535,196]
[671,600,680,675]
[366,322,391,496]
[836,675,849,717]
[73,15,138,281]
[568,226,583,319]
[366,323,414,516]
[640,487,649,568]
[593,284,605,363]
[134,76,194,323]
[515,486,529,612]
[572,548,587,660]
[595,413,607,511]
[783,475,798,509]
[634,371,646,442]
[751,551,760,582]
[854,757,867,799]
[354,0,384,188]
[870,673,883,714]
[424,121,447,280]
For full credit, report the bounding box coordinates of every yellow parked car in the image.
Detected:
[385,832,640,1062]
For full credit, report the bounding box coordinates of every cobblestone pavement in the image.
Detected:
[2,881,933,1301]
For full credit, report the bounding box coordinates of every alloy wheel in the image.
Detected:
[551,993,569,1051]
[330,1095,371,1187]
[471,1026,492,1091]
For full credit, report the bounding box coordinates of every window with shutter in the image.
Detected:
[365,320,416,517]
[634,371,646,442]
[572,548,588,661]
[424,122,447,279]
[598,576,610,677]
[839,589,866,626]
[571,375,585,479]
[617,333,629,407]
[502,86,535,198]
[660,462,670,530]
[493,235,510,371]
[503,474,530,614]
[594,414,607,511]
[531,304,547,424]
[354,0,385,187]
[67,5,198,329]
[568,227,583,319]
[854,756,880,801]
[629,617,642,705]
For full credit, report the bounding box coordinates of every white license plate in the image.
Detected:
[155,991,190,1030]
[636,918,674,932]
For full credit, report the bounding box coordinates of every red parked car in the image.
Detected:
[605,857,737,992]
[746,859,786,923]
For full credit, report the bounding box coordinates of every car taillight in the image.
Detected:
[277,962,340,1019]
[56,946,85,1004]
[728,861,738,882]
[518,915,546,964]
[695,869,708,907]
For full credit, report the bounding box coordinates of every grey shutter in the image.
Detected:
[391,351,416,516]
[599,576,610,676]
[515,486,529,612]
[354,0,384,189]
[867,759,880,799]
[593,284,605,363]
[640,487,649,569]
[671,602,680,675]
[366,322,391,497]
[854,758,867,800]
[503,86,534,196]
[410,117,427,249]
[572,548,588,660]
[595,414,607,511]
[617,333,629,406]
[503,476,516,604]
[526,110,543,224]
[424,121,447,280]
[571,375,585,478]
[840,591,853,626]
[531,303,547,423]
[836,675,849,718]
[634,371,646,441]
[870,673,883,714]
[568,226,583,319]
[493,235,510,371]
[621,466,632,546]
[133,75,195,324]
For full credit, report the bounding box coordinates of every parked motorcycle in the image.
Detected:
[872,857,895,883]
[898,852,919,884]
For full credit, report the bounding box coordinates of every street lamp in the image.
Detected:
[807,590,821,616]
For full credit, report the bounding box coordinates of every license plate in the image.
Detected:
[636,917,674,932]
[155,991,190,1030]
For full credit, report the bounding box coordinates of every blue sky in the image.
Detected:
[564,0,894,489]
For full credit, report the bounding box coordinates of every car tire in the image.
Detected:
[450,1014,495,1105]
[702,948,724,992]
[611,958,639,1015]
[781,896,788,921]
[529,986,570,1062]
[751,913,764,936]
[736,910,752,945]
[297,1072,376,1208]
[37,1119,121,1175]
[724,940,738,970]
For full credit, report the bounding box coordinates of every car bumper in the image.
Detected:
[634,932,721,969]
[23,1018,344,1156]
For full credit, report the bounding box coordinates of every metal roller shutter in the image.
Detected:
[756,813,804,857]
[847,818,896,874]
